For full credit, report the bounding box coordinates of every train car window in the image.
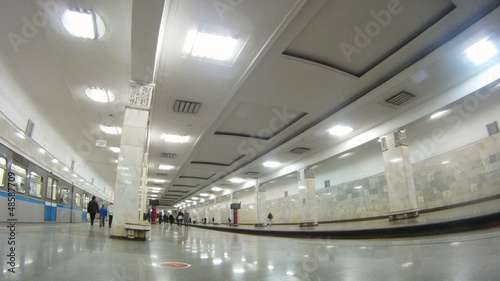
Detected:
[75,193,81,207]
[10,163,27,193]
[28,171,43,198]
[83,194,89,207]
[59,187,69,204]
[0,157,6,188]
[46,177,58,200]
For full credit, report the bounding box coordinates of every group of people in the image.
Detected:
[86,196,114,227]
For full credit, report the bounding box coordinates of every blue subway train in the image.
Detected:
[0,142,105,223]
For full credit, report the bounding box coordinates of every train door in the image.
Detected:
[44,176,58,221]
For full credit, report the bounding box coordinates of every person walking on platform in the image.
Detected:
[99,204,108,227]
[169,213,174,225]
[107,202,114,227]
[87,196,99,226]
[267,212,273,226]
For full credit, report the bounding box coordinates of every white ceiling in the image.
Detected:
[0,0,499,206]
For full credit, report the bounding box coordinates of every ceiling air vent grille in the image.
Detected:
[174,100,201,114]
[385,91,415,107]
[289,147,310,154]
[156,173,169,177]
[160,152,176,158]
[486,121,499,136]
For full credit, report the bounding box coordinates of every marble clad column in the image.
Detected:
[297,168,319,226]
[203,200,209,223]
[139,153,148,221]
[254,180,267,226]
[214,198,221,224]
[381,129,419,220]
[111,84,153,238]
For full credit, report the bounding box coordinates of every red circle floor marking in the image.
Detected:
[160,262,191,269]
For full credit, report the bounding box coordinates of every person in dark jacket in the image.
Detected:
[87,196,99,226]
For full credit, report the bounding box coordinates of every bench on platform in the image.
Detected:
[124,223,151,240]
[299,221,318,227]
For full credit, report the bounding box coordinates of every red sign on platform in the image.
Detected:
[160,262,191,269]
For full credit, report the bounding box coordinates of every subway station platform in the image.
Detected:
[1,200,500,281]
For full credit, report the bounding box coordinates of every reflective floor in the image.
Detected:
[1,222,500,281]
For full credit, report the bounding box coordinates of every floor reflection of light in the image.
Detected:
[213,258,223,265]
[57,248,63,253]
[150,255,157,258]
[286,271,294,276]
[241,258,246,262]
[268,265,274,270]
[200,254,208,259]
[152,263,158,267]
[233,268,245,273]
[401,262,413,268]
[450,242,462,247]
[253,261,258,265]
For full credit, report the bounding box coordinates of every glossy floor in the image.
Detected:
[1,222,500,281]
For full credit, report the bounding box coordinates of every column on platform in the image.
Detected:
[203,200,209,224]
[139,153,148,221]
[214,197,222,224]
[254,180,267,226]
[380,129,419,220]
[111,84,153,239]
[297,168,319,226]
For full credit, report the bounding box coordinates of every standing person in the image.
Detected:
[267,212,273,226]
[107,202,114,228]
[184,211,190,226]
[177,211,183,225]
[99,204,108,227]
[87,196,99,226]
[169,213,174,225]
[163,212,168,225]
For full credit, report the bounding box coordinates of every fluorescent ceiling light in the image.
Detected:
[229,178,245,183]
[211,187,223,192]
[150,179,167,183]
[85,87,115,103]
[108,146,120,153]
[338,152,352,158]
[263,161,282,168]
[328,125,353,136]
[430,110,449,119]
[466,39,497,65]
[61,8,106,39]
[199,193,210,197]
[191,197,199,200]
[161,134,190,143]
[183,30,238,61]
[100,124,122,135]
[353,186,363,189]
[158,164,174,170]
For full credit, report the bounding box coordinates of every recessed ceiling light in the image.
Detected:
[200,193,210,197]
[61,8,106,39]
[328,125,353,136]
[263,161,282,168]
[183,30,238,61]
[466,39,497,65]
[229,178,245,183]
[430,110,449,119]
[108,146,120,153]
[161,134,190,143]
[390,158,402,163]
[85,87,115,103]
[211,187,223,192]
[158,164,174,170]
[100,124,122,135]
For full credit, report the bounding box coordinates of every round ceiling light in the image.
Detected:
[62,8,106,39]
[85,87,115,103]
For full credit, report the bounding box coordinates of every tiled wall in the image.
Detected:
[413,134,500,209]
[234,134,500,224]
